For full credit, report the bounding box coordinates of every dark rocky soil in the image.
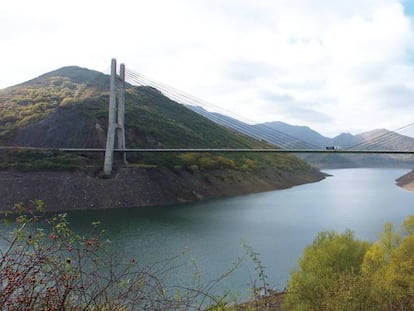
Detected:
[0,167,326,212]
[236,291,286,310]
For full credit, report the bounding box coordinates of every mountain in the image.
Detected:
[186,106,318,149]
[0,67,269,149]
[186,105,269,144]
[1,67,283,151]
[183,107,414,168]
[0,67,108,147]
[0,67,325,211]
[260,125,414,168]
[331,132,358,147]
[257,121,331,147]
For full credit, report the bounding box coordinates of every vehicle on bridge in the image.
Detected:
[325,146,342,150]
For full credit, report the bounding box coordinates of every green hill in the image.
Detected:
[0,66,325,211]
[0,66,318,173]
[1,66,267,149]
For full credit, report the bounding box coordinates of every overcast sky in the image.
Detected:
[1,0,414,137]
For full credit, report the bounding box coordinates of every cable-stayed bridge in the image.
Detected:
[123,63,414,151]
[2,59,414,175]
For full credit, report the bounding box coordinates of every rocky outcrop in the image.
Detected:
[13,108,106,148]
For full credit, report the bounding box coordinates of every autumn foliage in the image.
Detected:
[285,215,414,311]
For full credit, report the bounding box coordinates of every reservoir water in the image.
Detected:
[5,168,414,298]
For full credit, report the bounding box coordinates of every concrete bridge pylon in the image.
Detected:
[103,58,126,176]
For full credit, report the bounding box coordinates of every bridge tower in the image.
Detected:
[103,58,127,176]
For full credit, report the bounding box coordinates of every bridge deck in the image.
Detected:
[1,146,414,155]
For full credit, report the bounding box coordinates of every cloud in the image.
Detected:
[222,60,277,82]
[259,90,333,124]
[378,84,414,109]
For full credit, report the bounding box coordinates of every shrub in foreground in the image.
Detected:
[0,203,236,310]
[285,215,414,311]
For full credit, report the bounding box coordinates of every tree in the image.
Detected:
[402,215,414,236]
[285,230,370,310]
[387,235,414,309]
[361,219,414,310]
[361,222,401,309]
[285,216,414,311]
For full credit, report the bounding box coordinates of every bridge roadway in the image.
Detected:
[2,146,414,154]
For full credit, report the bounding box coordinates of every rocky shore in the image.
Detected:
[0,167,326,212]
[396,170,414,192]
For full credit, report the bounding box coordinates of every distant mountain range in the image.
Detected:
[260,121,414,151]
[187,106,414,168]
[257,121,330,147]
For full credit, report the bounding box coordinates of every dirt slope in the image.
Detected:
[0,167,326,212]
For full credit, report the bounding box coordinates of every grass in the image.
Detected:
[0,149,87,172]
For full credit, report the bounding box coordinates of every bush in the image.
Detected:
[285,216,414,311]
[0,203,245,310]
[285,230,370,310]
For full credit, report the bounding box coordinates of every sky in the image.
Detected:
[1,0,414,137]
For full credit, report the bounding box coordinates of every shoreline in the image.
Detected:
[0,167,326,212]
[396,170,414,192]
